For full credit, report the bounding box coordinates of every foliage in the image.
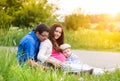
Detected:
[0,48,80,81]
[64,13,90,30]
[95,22,106,30]
[0,0,58,29]
[89,14,114,23]
[0,28,30,46]
[65,29,120,51]
[0,12,12,31]
[12,0,58,28]
[0,0,23,30]
[1,28,120,52]
[0,0,23,12]
[116,13,120,21]
[0,48,17,81]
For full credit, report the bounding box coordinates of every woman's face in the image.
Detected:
[54,27,62,39]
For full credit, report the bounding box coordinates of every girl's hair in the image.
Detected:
[49,23,64,52]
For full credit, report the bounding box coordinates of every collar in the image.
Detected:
[29,30,39,41]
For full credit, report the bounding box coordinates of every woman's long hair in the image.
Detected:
[49,23,64,52]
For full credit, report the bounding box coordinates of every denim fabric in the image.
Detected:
[16,30,40,65]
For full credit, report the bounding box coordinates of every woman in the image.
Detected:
[37,23,66,68]
[49,23,66,63]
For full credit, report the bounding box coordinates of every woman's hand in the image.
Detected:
[55,61,63,68]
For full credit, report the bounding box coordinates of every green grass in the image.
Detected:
[0,48,120,81]
[0,48,80,81]
[65,29,120,52]
[0,28,31,46]
[1,27,120,52]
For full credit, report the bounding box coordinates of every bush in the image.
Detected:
[0,28,30,46]
[0,12,12,31]
[12,0,58,28]
[64,14,90,30]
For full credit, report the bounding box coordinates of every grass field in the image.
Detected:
[0,48,120,81]
[65,29,120,52]
[0,28,120,81]
[1,28,120,52]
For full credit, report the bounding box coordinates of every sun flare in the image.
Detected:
[49,0,120,16]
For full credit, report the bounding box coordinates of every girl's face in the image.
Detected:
[54,27,62,39]
[63,48,72,58]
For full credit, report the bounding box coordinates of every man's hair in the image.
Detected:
[35,24,49,34]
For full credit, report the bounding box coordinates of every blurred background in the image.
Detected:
[1,0,120,51]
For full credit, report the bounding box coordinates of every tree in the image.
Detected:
[0,0,58,28]
[64,13,90,30]
[0,0,23,30]
[12,0,58,27]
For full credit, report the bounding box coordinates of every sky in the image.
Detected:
[48,0,120,16]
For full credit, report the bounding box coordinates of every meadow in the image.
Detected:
[0,48,120,81]
[0,28,120,81]
[1,28,120,52]
[65,29,120,52]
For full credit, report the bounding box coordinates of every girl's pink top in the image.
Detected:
[51,48,66,62]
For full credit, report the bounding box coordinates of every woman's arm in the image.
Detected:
[37,39,63,67]
[37,39,52,63]
[46,57,63,67]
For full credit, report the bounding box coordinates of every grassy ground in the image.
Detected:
[65,29,120,52]
[1,27,120,80]
[0,48,120,81]
[0,28,30,46]
[0,28,120,52]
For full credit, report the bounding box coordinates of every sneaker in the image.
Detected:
[81,69,93,75]
[92,68,104,75]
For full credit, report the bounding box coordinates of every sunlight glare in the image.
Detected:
[48,0,120,16]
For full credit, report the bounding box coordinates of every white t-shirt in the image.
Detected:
[37,39,52,63]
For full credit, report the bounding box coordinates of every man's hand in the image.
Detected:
[27,59,50,70]
[27,59,39,67]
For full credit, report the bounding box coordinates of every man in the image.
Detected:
[16,24,49,67]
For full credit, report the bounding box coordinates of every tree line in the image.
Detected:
[1,0,120,31]
[0,0,58,30]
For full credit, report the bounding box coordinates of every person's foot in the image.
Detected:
[92,68,104,75]
[81,69,93,75]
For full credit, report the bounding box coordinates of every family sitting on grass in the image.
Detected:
[16,23,119,75]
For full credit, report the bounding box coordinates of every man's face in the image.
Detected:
[62,48,72,58]
[36,31,49,41]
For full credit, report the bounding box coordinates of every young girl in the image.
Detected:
[60,43,119,75]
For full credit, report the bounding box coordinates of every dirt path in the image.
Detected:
[72,50,120,69]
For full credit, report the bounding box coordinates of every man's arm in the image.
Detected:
[27,59,49,70]
[25,39,39,67]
